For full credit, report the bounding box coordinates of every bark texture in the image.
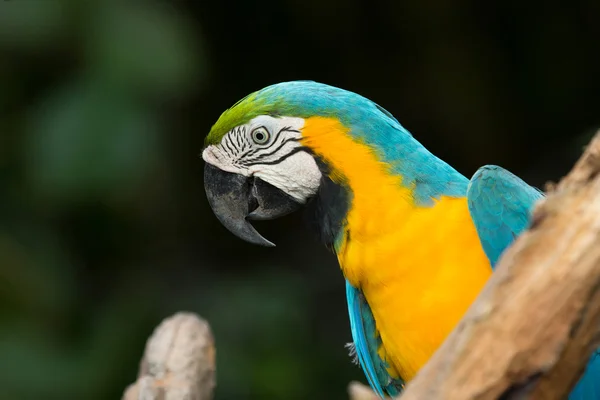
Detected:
[122,312,216,400]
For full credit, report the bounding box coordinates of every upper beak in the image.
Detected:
[204,163,302,247]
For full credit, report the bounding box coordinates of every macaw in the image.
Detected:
[202,81,599,398]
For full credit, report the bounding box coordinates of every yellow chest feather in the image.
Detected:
[301,116,492,382]
[339,195,491,381]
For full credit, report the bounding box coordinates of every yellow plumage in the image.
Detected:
[302,116,492,381]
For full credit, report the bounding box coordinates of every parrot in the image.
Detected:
[201,81,599,399]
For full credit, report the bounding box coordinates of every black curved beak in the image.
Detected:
[204,163,302,247]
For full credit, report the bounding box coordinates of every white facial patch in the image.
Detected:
[202,115,322,203]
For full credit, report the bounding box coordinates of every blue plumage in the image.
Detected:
[570,351,600,400]
[467,165,544,268]
[346,282,403,398]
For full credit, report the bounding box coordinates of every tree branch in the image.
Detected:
[122,312,216,400]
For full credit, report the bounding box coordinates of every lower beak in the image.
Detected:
[204,163,302,247]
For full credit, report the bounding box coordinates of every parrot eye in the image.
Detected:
[251,126,270,145]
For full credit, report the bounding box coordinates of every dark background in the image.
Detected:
[1,1,599,399]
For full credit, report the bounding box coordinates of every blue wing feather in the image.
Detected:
[346,281,404,398]
[346,281,385,398]
[467,165,543,268]
[467,165,599,399]
[570,351,600,400]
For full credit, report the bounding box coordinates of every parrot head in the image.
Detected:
[202,80,462,247]
[203,114,319,247]
[202,81,334,247]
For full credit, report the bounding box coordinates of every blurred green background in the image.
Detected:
[1,1,599,399]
